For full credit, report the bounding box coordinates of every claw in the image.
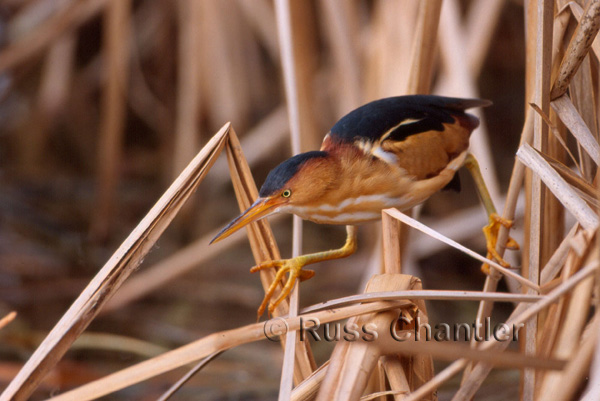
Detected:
[251,256,315,318]
[298,269,315,281]
[505,237,520,250]
[481,213,520,274]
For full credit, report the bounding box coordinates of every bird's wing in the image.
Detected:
[324,95,489,180]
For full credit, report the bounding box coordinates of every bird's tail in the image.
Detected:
[455,112,481,132]
[440,97,491,132]
[444,98,493,111]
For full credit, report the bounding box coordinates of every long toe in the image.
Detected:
[255,256,315,318]
[482,214,517,270]
[250,259,282,273]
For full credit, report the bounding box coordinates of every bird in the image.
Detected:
[211,95,518,317]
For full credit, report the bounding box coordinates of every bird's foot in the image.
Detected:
[481,213,520,275]
[250,256,316,319]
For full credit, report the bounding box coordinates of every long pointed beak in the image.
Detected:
[211,197,280,244]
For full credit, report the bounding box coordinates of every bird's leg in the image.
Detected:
[251,225,358,317]
[463,153,519,274]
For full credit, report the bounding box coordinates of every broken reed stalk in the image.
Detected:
[301,290,543,314]
[384,214,435,398]
[0,123,231,401]
[467,0,600,388]
[39,197,594,401]
[517,144,599,229]
[46,300,412,401]
[155,351,224,401]
[316,275,416,400]
[102,109,289,313]
[404,260,599,401]
[383,205,434,398]
[383,208,539,292]
[538,268,597,398]
[291,363,329,401]
[225,128,316,383]
[552,94,600,165]
[3,124,315,400]
[454,249,600,400]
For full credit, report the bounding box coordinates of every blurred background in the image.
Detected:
[0,0,527,399]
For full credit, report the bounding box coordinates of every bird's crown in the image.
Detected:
[259,151,328,197]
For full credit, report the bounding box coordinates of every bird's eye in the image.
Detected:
[282,189,292,198]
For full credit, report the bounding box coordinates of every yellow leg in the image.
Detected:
[251,225,358,317]
[463,154,519,274]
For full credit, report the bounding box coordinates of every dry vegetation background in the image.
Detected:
[1,0,600,400]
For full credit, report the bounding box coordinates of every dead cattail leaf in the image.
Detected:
[379,356,409,400]
[155,351,224,401]
[316,274,434,401]
[301,290,543,314]
[225,128,317,383]
[525,2,555,395]
[377,334,566,371]
[46,300,410,401]
[530,102,582,172]
[383,208,539,292]
[549,316,599,401]
[517,143,599,230]
[403,257,599,401]
[381,212,403,274]
[551,94,600,166]
[0,123,231,401]
[538,275,595,399]
[533,149,600,209]
[291,362,329,401]
[540,224,580,285]
[452,260,599,400]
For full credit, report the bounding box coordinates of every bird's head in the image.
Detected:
[211,150,337,243]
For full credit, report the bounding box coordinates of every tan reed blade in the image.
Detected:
[1,123,231,401]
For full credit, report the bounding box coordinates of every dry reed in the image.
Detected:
[2,1,600,400]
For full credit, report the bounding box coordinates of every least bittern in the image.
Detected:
[212,95,518,317]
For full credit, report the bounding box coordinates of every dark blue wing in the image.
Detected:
[327,95,490,145]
